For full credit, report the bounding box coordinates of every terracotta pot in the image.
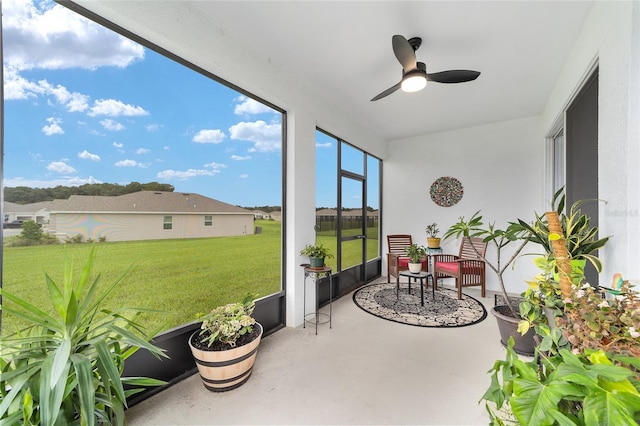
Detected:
[189,322,263,392]
[427,237,441,249]
[491,306,536,356]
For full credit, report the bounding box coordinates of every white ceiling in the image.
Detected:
[71,1,595,141]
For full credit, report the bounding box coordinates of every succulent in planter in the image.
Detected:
[189,294,263,392]
[300,243,334,268]
[0,248,167,425]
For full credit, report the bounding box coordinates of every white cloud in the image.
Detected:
[42,117,64,135]
[113,142,124,149]
[100,118,125,131]
[229,120,281,152]
[78,150,100,161]
[114,159,148,168]
[164,146,170,151]
[239,174,249,179]
[2,0,144,71]
[234,95,274,115]
[316,142,333,148]
[146,123,162,132]
[88,99,149,117]
[157,169,221,180]
[193,129,225,144]
[47,161,76,174]
[3,67,91,112]
[4,175,101,187]
[204,162,227,169]
[231,155,252,161]
[136,148,150,154]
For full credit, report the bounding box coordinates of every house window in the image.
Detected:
[204,215,212,226]
[163,216,172,230]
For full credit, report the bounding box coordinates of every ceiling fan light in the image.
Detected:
[401,74,427,92]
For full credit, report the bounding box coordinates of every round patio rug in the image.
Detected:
[352,282,487,328]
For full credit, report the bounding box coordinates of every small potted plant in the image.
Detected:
[404,243,427,273]
[300,243,334,268]
[425,223,441,248]
[188,294,263,392]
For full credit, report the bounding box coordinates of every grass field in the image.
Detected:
[1,220,379,336]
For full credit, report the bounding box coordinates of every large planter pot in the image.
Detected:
[427,237,441,249]
[189,322,263,392]
[491,306,536,356]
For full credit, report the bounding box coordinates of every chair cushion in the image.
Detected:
[398,257,427,268]
[436,261,481,275]
[435,261,458,273]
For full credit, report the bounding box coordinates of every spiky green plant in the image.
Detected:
[0,247,168,425]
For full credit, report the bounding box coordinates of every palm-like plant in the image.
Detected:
[516,187,609,273]
[0,247,167,425]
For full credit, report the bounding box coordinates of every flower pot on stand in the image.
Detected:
[189,322,263,392]
[427,237,441,249]
[309,256,325,268]
[491,306,536,356]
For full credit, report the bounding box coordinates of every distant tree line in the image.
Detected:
[4,182,175,204]
[241,205,282,213]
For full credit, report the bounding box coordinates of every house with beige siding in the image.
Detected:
[3,201,52,224]
[47,191,255,242]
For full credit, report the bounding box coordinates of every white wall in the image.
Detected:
[383,116,543,296]
[541,1,640,282]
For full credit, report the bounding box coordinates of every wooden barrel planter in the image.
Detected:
[188,323,263,392]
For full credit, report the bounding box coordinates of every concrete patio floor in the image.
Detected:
[126,280,511,425]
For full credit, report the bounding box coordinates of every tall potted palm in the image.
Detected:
[443,211,536,355]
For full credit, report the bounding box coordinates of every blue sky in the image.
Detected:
[2,0,285,207]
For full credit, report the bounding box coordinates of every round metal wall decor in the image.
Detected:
[430,177,463,207]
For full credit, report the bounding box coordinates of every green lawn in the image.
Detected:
[2,220,282,335]
[1,220,379,336]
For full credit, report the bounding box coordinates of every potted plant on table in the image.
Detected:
[404,243,427,273]
[300,243,334,268]
[188,294,263,392]
[425,223,441,248]
[443,211,536,355]
[0,247,167,425]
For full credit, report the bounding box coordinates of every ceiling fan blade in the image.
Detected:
[370,82,402,101]
[426,70,480,83]
[392,35,417,72]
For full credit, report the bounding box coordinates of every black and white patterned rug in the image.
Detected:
[352,282,487,328]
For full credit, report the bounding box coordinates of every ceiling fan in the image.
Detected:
[370,35,480,101]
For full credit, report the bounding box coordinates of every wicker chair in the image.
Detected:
[386,234,427,282]
[432,237,487,299]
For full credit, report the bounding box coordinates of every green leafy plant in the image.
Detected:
[443,211,530,316]
[559,280,640,358]
[196,294,258,348]
[404,243,427,263]
[0,247,167,426]
[299,243,334,259]
[482,338,640,425]
[517,187,609,275]
[425,223,439,238]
